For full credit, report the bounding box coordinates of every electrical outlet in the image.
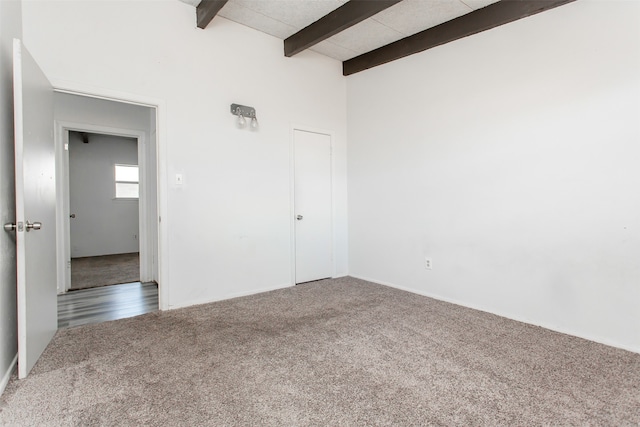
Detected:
[425,257,432,270]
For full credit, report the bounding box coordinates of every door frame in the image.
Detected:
[289,124,335,285]
[51,82,169,310]
[54,121,152,292]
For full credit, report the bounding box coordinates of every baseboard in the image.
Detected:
[0,354,18,397]
[349,274,640,355]
[168,282,295,310]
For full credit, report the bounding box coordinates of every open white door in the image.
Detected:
[294,129,332,284]
[12,39,57,378]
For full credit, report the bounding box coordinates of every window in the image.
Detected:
[115,164,139,199]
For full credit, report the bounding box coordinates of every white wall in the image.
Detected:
[347,0,640,352]
[23,1,349,308]
[55,92,153,132]
[0,0,21,394]
[68,132,139,258]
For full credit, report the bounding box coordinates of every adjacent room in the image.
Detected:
[68,131,140,291]
[0,0,638,424]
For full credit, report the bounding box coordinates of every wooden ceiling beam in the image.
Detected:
[197,0,229,29]
[285,0,404,57]
[343,0,577,76]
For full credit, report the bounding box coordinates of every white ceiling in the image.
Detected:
[182,0,501,61]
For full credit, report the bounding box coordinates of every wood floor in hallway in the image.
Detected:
[58,282,158,329]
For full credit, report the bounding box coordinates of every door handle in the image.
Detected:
[25,221,42,232]
[296,215,303,220]
[69,214,76,218]
[4,223,16,232]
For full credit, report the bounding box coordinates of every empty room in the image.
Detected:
[0,0,638,425]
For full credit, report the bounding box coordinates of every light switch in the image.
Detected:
[175,173,183,185]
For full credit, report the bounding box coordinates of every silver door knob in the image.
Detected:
[296,215,303,220]
[25,221,42,231]
[4,223,16,232]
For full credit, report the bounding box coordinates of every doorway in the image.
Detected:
[54,92,159,300]
[67,131,141,290]
[293,128,333,284]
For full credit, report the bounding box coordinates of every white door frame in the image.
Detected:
[289,124,335,285]
[52,82,169,310]
[54,121,151,292]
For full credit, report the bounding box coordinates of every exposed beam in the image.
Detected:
[196,0,229,29]
[285,0,404,57]
[343,0,577,76]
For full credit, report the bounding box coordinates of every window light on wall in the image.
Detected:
[115,164,139,199]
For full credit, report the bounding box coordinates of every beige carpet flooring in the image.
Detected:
[70,252,140,290]
[1,277,638,426]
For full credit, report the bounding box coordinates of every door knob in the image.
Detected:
[25,221,42,231]
[69,214,76,218]
[296,215,303,220]
[3,223,16,232]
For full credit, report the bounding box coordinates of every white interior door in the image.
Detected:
[13,39,57,378]
[294,129,332,284]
